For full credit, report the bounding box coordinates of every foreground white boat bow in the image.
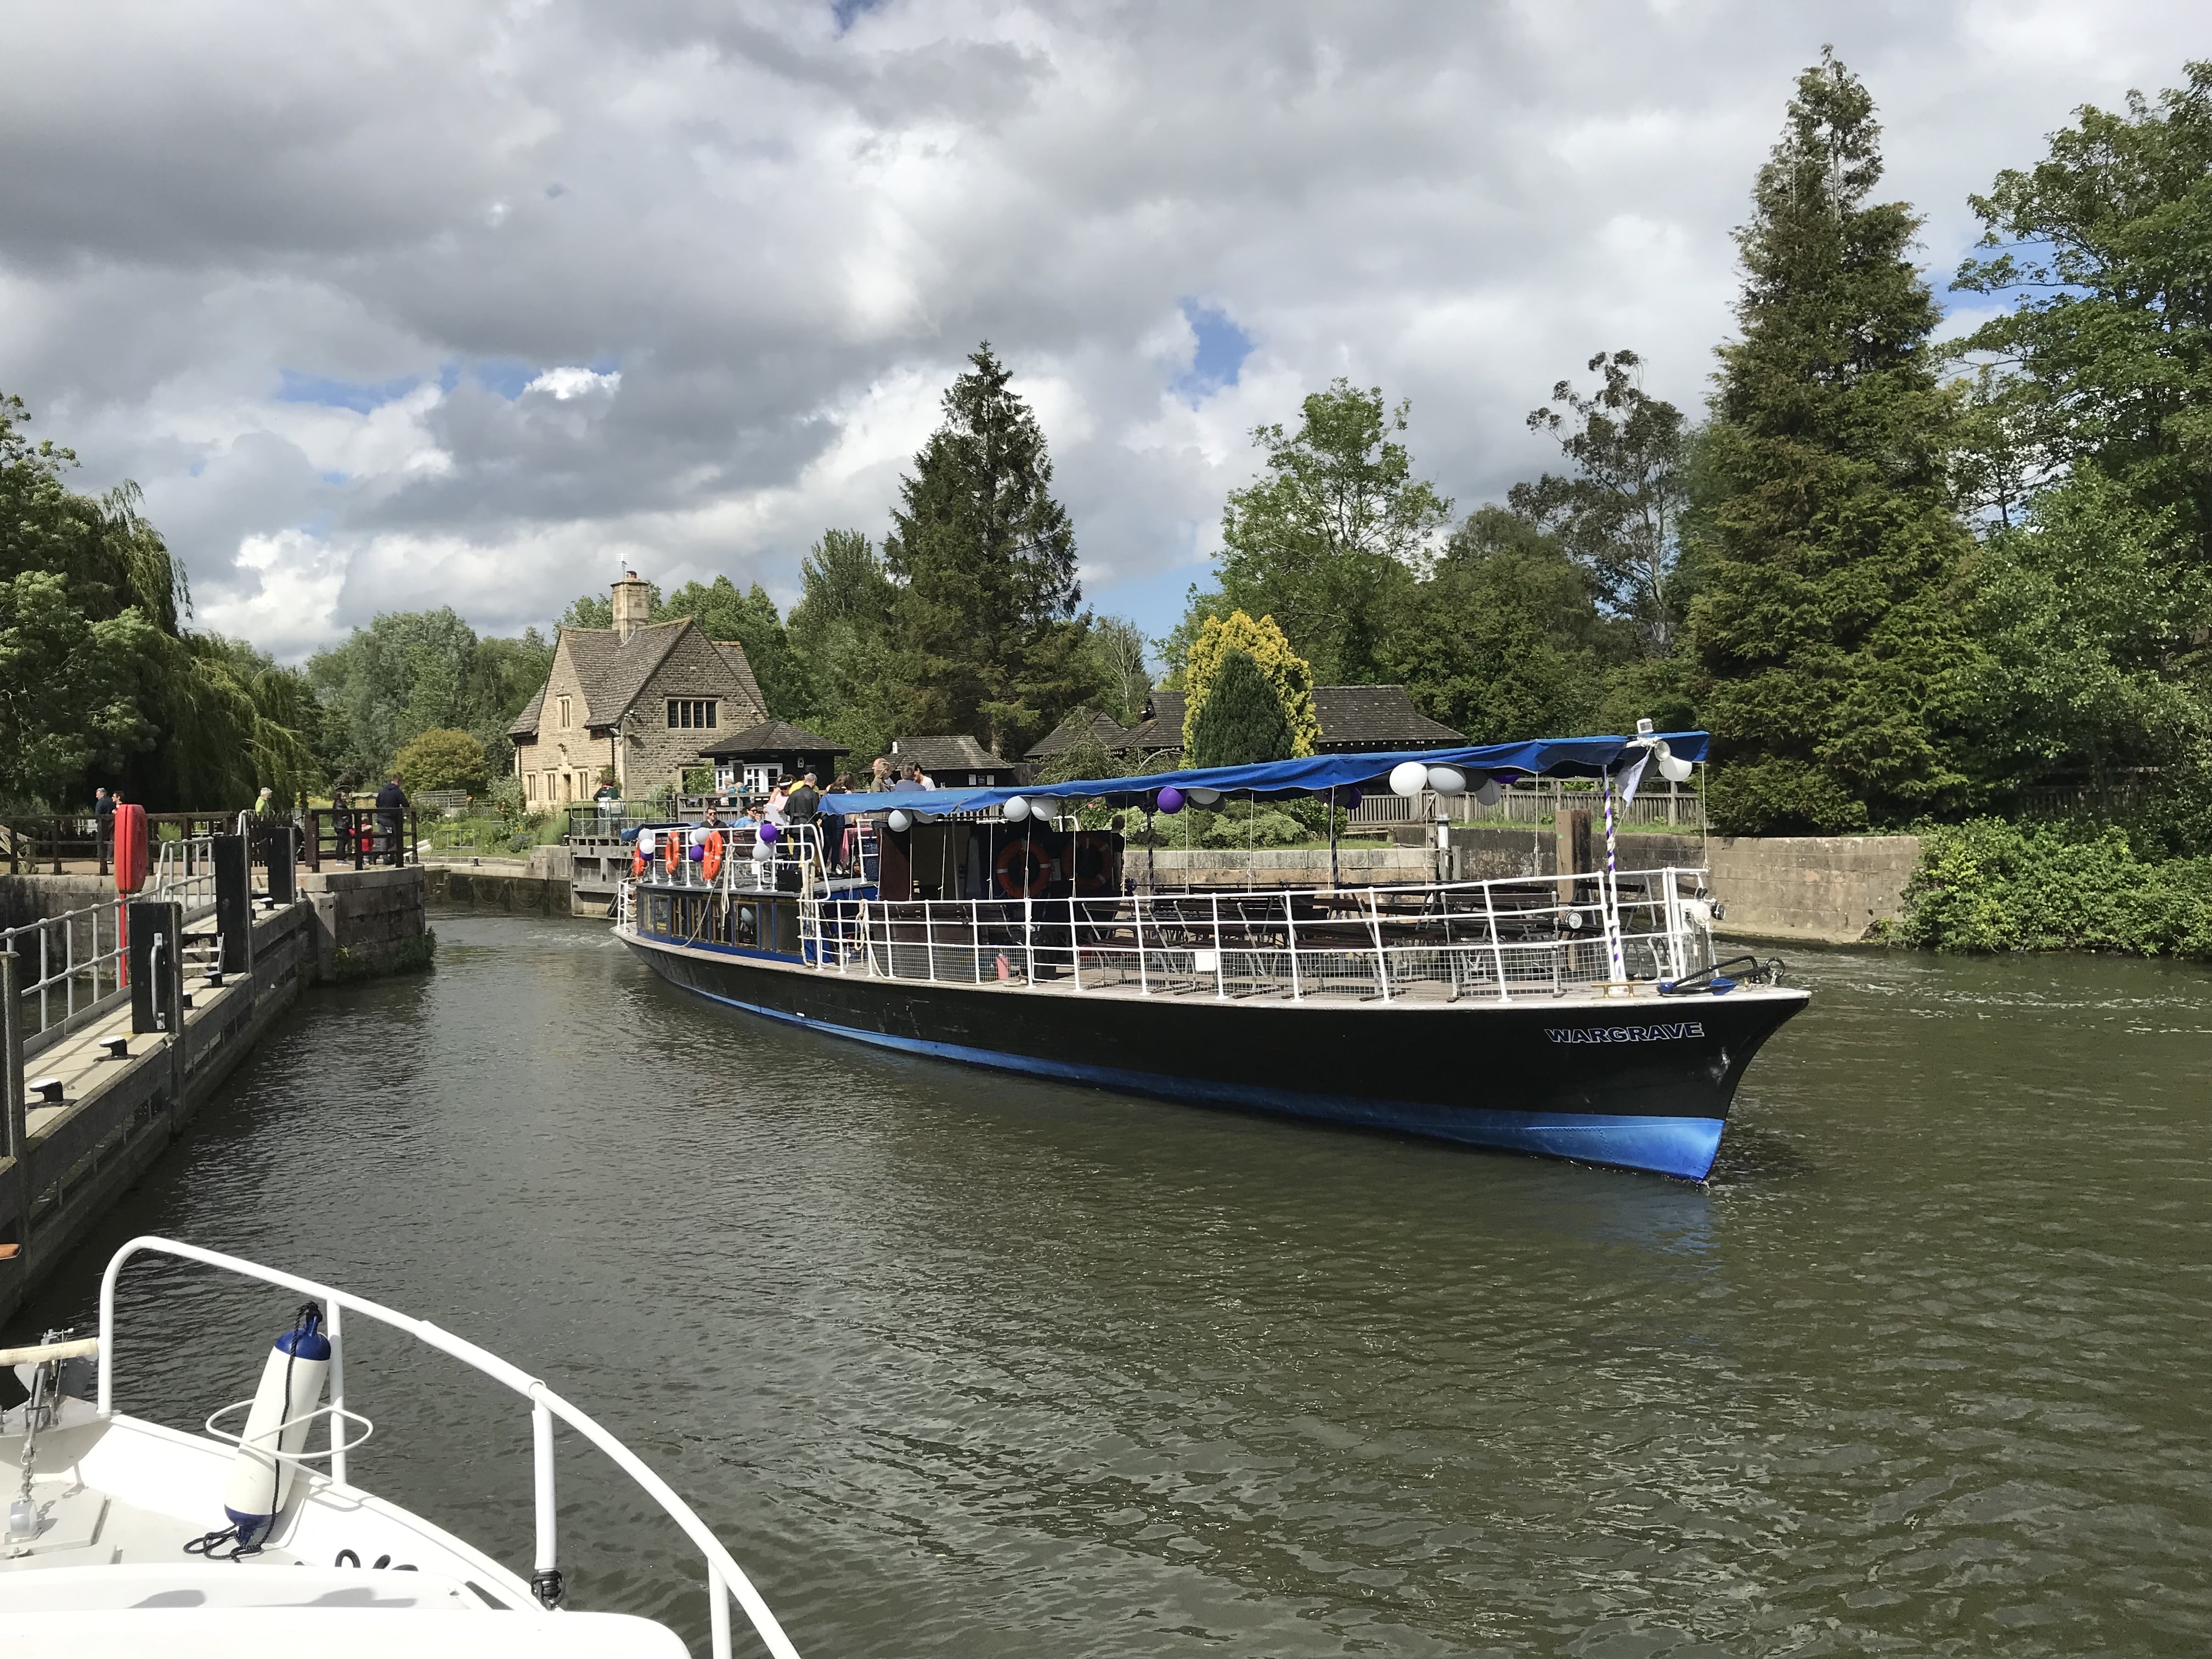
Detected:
[0,1237,800,1657]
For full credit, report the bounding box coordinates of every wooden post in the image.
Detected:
[2,951,27,1273]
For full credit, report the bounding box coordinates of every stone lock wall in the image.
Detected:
[300,866,432,978]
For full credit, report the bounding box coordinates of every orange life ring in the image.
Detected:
[632,845,646,877]
[663,833,681,874]
[994,836,1049,900]
[701,829,725,880]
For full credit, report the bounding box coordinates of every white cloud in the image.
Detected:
[2,0,2208,659]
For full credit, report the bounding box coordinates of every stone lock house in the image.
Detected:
[509,571,769,805]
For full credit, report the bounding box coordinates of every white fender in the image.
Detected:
[223,1308,330,1544]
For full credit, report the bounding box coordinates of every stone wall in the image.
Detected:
[1149,828,1918,945]
[299,866,431,978]
[421,860,573,915]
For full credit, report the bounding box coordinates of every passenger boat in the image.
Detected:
[1,1235,799,1657]
[614,733,1809,1180]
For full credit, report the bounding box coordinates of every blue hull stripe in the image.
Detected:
[657,969,1725,1181]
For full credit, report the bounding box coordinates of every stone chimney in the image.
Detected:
[611,568,652,644]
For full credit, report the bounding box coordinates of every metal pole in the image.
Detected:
[1602,767,1626,985]
[326,1302,348,1486]
[532,1398,562,1607]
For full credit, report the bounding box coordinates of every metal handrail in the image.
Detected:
[97,1236,800,1659]
[768,868,1708,1003]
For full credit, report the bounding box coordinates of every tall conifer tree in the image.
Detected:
[883,344,1090,757]
[1691,50,1983,833]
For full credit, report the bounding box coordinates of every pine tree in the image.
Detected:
[883,344,1090,757]
[1691,50,1984,833]
[1188,647,1296,768]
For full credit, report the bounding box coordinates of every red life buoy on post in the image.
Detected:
[701,830,725,880]
[994,837,1049,900]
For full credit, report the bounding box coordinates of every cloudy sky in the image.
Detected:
[4,1,2207,661]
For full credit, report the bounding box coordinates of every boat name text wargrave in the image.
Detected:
[1545,1022,1706,1044]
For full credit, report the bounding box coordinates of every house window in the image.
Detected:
[558,695,572,730]
[527,772,537,802]
[742,763,778,793]
[667,699,716,730]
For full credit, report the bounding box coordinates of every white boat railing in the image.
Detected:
[744,867,1714,1003]
[97,1236,801,1659]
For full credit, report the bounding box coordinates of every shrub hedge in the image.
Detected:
[1898,819,2212,960]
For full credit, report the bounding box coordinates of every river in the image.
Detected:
[9,910,2209,1655]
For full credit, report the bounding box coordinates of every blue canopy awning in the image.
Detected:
[821,732,1706,817]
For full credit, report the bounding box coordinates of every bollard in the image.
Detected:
[264,825,297,905]
[213,834,253,975]
[128,900,185,1037]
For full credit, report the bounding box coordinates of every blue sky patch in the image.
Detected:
[474,360,539,399]
[832,0,885,33]
[275,369,418,413]
[1171,301,1255,405]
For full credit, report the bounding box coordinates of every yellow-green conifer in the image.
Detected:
[1182,610,1319,758]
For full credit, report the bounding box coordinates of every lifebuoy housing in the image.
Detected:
[995,837,1050,900]
[701,828,725,880]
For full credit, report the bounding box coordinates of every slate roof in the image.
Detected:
[1311,686,1465,750]
[698,719,850,760]
[1120,690,1186,752]
[1025,708,1130,760]
[891,735,1018,774]
[1120,685,1464,753]
[517,620,765,737]
[508,685,546,740]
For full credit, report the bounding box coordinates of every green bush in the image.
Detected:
[394,727,489,795]
[1199,807,1306,849]
[1899,819,2212,959]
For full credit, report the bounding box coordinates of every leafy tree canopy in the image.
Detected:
[394,726,490,795]
[1510,351,1690,656]
[1207,379,1452,685]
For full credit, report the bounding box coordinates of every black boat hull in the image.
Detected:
[620,930,1807,1178]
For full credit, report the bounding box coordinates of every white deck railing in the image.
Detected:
[98,1237,800,1659]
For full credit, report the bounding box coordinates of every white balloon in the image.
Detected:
[1389,761,1429,798]
[1426,766,1467,797]
[751,836,772,860]
[1002,796,1030,823]
[1187,787,1221,806]
[1659,752,1695,784]
[1026,797,1057,822]
[637,829,657,853]
[886,809,912,833]
[1474,777,1504,808]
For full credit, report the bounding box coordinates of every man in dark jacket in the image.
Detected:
[375,774,409,866]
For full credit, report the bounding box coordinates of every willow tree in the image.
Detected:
[1690,50,1983,833]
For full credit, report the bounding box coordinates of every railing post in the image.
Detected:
[1069,897,1082,992]
[1135,894,1149,995]
[1483,879,1510,1002]
[532,1398,564,1608]
[1284,893,1301,1002]
[1023,895,1035,985]
[1209,894,1224,999]
[1365,889,1391,1001]
[709,1563,733,1659]
[325,1301,348,1486]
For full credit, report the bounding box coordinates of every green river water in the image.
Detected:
[8,909,2209,1656]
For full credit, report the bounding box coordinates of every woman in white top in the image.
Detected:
[764,783,791,826]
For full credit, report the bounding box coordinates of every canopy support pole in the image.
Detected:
[1328,787,1340,890]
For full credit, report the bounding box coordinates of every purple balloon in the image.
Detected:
[1156,787,1184,814]
[758,821,779,844]
[687,841,704,861]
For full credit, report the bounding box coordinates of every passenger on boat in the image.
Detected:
[870,755,894,791]
[765,783,791,827]
[901,760,938,791]
[826,771,856,870]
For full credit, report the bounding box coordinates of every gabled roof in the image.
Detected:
[712,640,767,716]
[1311,686,1465,749]
[1120,686,1464,753]
[1025,708,1130,760]
[698,719,850,760]
[891,735,1015,772]
[508,685,546,740]
[533,619,764,734]
[1122,690,1187,752]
